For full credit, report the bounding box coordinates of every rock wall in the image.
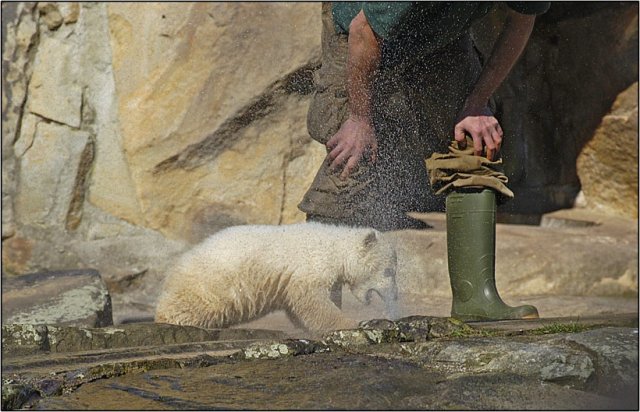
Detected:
[576,82,638,219]
[2,3,324,288]
[101,3,325,241]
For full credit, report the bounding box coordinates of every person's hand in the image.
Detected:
[454,106,504,161]
[327,116,378,180]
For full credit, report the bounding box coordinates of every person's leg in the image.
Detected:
[301,4,370,227]
[301,6,426,230]
[306,3,350,146]
[407,35,538,320]
[371,63,443,227]
[403,35,482,147]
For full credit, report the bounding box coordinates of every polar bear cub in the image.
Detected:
[155,222,398,334]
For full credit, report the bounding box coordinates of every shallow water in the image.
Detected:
[35,353,445,410]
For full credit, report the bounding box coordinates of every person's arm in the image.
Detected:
[327,11,381,180]
[454,9,536,160]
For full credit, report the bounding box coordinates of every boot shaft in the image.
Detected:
[446,189,496,280]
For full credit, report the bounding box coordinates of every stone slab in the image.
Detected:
[1,269,113,328]
[1,322,286,357]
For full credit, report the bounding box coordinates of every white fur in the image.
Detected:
[154,222,398,334]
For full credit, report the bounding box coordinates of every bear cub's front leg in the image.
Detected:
[284,288,359,334]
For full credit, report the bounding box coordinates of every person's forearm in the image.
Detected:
[346,14,381,124]
[347,52,378,124]
[464,10,536,111]
[326,11,381,179]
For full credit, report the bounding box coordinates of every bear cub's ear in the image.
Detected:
[362,230,379,250]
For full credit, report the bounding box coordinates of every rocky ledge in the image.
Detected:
[2,314,637,410]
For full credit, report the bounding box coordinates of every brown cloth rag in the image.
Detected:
[425,136,514,200]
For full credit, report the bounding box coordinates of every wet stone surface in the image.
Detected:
[26,346,636,410]
[2,316,638,410]
[25,354,448,410]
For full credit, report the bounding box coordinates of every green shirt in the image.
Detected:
[333,2,550,59]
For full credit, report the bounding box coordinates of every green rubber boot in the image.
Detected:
[446,189,539,321]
